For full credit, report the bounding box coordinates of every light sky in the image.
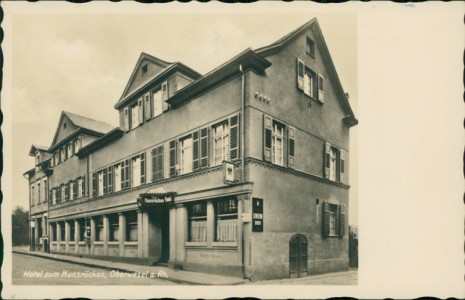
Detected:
[11,12,358,223]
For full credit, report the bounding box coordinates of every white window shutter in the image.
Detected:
[138,98,143,125]
[162,82,169,112]
[340,149,346,183]
[288,126,295,168]
[123,107,129,132]
[324,142,331,179]
[318,74,325,102]
[297,59,305,90]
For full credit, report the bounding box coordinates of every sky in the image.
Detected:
[10,12,358,222]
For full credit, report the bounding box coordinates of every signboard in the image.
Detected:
[223,161,236,184]
[137,194,175,209]
[252,197,264,232]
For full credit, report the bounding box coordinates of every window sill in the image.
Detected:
[185,241,207,247]
[124,241,138,245]
[212,241,237,247]
[93,241,103,245]
[78,241,86,245]
[108,241,119,245]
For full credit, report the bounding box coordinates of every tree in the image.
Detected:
[12,206,29,246]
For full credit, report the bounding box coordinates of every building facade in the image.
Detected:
[25,18,357,280]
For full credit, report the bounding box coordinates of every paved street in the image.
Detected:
[13,253,175,285]
[248,270,358,285]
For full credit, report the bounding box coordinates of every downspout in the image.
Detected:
[239,64,247,279]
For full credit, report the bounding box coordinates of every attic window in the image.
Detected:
[142,64,148,75]
[306,37,315,57]
[63,123,67,129]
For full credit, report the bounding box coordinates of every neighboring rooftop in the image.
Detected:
[63,111,116,134]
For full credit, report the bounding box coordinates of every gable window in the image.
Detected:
[141,64,148,74]
[324,142,346,183]
[296,58,324,102]
[180,136,193,175]
[215,198,238,242]
[322,202,346,238]
[188,202,207,242]
[152,89,163,118]
[213,122,229,165]
[131,103,139,129]
[306,37,315,57]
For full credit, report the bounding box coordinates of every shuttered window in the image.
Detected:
[114,164,121,192]
[144,93,151,121]
[324,142,347,183]
[123,107,129,132]
[297,59,305,90]
[213,122,229,165]
[263,114,294,167]
[152,146,164,181]
[229,115,239,160]
[121,159,130,190]
[200,127,209,168]
[193,131,200,170]
[322,202,346,238]
[107,166,113,193]
[169,140,177,177]
[318,74,325,102]
[296,58,319,100]
[161,82,169,111]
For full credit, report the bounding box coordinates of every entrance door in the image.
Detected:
[289,234,308,278]
[159,212,170,263]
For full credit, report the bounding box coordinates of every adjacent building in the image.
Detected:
[24,18,358,280]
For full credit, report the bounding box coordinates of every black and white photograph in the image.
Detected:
[2,2,463,299]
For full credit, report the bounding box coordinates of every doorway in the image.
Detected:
[152,209,170,264]
[289,234,308,278]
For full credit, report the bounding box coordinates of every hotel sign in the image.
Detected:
[137,193,175,209]
[252,198,264,232]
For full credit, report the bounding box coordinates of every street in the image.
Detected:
[248,270,358,285]
[12,253,175,285]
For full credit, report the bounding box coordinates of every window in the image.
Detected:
[78,219,86,241]
[69,181,75,200]
[322,202,346,238]
[114,163,122,192]
[144,93,151,121]
[37,182,41,203]
[152,146,164,182]
[272,122,284,166]
[109,214,119,242]
[152,89,163,118]
[264,115,296,168]
[95,217,103,242]
[141,64,148,74]
[36,153,41,165]
[77,177,83,198]
[132,153,146,187]
[55,153,60,165]
[30,185,35,206]
[98,171,104,196]
[52,188,57,205]
[126,211,138,241]
[180,137,193,175]
[131,103,139,129]
[69,221,75,242]
[68,143,73,157]
[61,148,66,161]
[52,224,57,242]
[296,58,324,102]
[188,202,207,242]
[213,122,229,165]
[123,107,129,132]
[63,184,68,202]
[306,37,315,57]
[215,198,238,242]
[43,178,47,202]
[74,138,81,153]
[121,159,130,190]
[60,222,65,242]
[324,143,346,183]
[107,166,113,194]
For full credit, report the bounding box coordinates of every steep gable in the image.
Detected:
[51,113,79,147]
[255,18,357,127]
[117,53,172,106]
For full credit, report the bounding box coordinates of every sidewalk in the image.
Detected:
[12,247,247,285]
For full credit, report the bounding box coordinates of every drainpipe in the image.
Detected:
[239,64,245,183]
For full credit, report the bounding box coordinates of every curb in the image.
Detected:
[13,250,244,285]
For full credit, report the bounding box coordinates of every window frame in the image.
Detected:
[188,202,207,242]
[306,36,315,57]
[214,198,238,243]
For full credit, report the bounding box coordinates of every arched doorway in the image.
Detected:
[289,234,308,278]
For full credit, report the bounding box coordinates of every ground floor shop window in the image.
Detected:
[69,221,75,242]
[109,214,119,241]
[188,202,207,242]
[60,222,65,242]
[78,219,86,241]
[126,211,138,241]
[95,217,103,241]
[215,198,238,242]
[52,223,57,242]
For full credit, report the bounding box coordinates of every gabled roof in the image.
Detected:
[50,111,116,148]
[114,60,201,110]
[167,48,271,107]
[256,18,358,127]
[115,52,172,108]
[28,144,49,156]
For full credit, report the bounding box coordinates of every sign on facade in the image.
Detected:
[252,197,264,232]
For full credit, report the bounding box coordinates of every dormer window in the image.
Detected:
[306,37,315,57]
[141,64,148,75]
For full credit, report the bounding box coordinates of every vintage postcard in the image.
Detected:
[1,1,463,299]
